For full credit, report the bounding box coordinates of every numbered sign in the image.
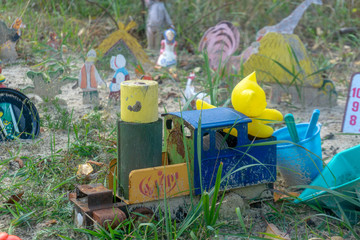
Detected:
[342,73,360,133]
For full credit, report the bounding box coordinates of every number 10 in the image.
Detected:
[352,88,360,98]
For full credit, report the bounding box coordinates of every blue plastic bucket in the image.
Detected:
[273,123,323,186]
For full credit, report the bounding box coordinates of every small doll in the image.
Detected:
[109,54,130,101]
[78,49,106,104]
[156,29,177,68]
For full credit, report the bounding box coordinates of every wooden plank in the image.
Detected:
[129,163,190,204]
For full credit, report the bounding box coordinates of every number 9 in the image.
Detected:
[352,101,359,112]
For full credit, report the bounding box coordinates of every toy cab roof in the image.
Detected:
[163,108,251,129]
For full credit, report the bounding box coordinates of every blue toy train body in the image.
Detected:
[164,107,277,196]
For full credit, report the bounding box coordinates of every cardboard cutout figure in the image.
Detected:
[0,18,25,62]
[96,21,150,71]
[109,54,130,102]
[146,0,174,50]
[78,49,106,104]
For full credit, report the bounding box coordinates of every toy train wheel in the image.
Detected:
[0,88,40,141]
[130,207,154,223]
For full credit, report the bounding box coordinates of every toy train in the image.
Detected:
[70,106,277,228]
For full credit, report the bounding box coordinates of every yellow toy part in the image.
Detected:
[195,99,215,110]
[257,108,283,124]
[231,72,267,117]
[248,120,275,139]
[197,71,283,138]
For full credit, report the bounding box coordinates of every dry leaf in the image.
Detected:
[6,192,24,204]
[330,237,344,240]
[78,28,85,37]
[274,191,300,202]
[77,163,94,177]
[165,92,179,100]
[263,223,290,240]
[316,27,324,36]
[44,219,58,226]
[14,157,24,168]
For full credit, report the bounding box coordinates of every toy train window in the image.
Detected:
[166,119,173,130]
[202,128,238,152]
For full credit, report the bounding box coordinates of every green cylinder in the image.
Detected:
[117,119,163,198]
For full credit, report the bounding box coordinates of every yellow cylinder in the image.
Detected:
[121,80,158,123]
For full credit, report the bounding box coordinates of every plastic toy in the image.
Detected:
[0,18,25,63]
[0,232,21,240]
[197,72,283,138]
[145,0,174,50]
[96,21,150,71]
[273,122,323,186]
[284,113,300,143]
[183,72,210,108]
[71,80,277,229]
[295,145,360,224]
[77,49,106,104]
[156,29,177,67]
[109,54,130,101]
[0,88,40,141]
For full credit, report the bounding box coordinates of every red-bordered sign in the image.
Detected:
[342,73,360,133]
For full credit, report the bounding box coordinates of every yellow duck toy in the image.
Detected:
[196,71,283,138]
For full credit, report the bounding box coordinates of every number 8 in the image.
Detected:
[350,115,357,126]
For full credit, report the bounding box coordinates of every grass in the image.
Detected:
[1,0,360,239]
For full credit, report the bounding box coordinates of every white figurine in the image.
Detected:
[156,29,177,68]
[78,49,105,104]
[109,54,130,101]
[146,0,174,50]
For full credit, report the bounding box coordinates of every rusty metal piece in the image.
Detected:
[76,184,113,210]
[93,208,127,229]
[70,184,128,228]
